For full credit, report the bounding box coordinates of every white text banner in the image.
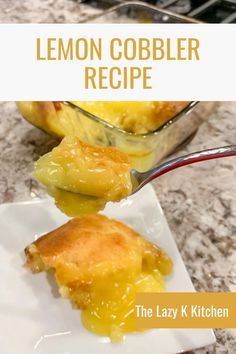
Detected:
[0,24,235,100]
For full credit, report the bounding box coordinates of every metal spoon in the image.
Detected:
[131,145,236,194]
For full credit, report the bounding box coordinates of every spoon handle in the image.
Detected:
[137,145,236,189]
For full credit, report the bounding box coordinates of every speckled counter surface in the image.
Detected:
[0,1,236,353]
[154,102,236,354]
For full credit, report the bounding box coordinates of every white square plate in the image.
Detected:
[0,185,215,354]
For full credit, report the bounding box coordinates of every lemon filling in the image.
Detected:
[81,270,165,342]
[56,248,172,342]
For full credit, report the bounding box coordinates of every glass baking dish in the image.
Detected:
[17,2,216,172]
[17,98,216,172]
[76,2,213,170]
[64,101,216,171]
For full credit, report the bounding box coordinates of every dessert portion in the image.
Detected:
[72,101,189,134]
[34,136,133,216]
[25,214,173,342]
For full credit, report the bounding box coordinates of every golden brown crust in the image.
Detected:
[26,215,141,270]
[25,214,172,286]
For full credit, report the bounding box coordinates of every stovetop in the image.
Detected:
[81,0,236,23]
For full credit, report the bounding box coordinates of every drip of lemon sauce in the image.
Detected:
[81,270,164,342]
[79,250,172,343]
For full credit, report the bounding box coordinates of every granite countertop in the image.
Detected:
[0,1,236,353]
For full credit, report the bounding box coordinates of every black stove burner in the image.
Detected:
[188,0,236,22]
[80,0,236,23]
[158,0,236,21]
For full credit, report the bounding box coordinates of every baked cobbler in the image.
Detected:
[25,214,173,342]
[72,101,189,134]
[17,101,189,136]
[34,136,133,216]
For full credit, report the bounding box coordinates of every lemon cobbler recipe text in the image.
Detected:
[36,37,200,90]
